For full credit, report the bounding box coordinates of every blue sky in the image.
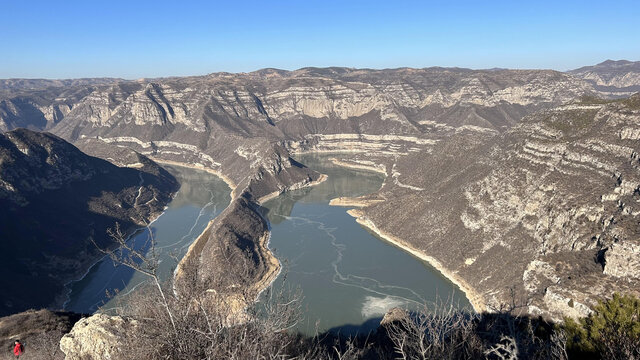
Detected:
[1,0,638,78]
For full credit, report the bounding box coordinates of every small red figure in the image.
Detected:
[13,340,24,359]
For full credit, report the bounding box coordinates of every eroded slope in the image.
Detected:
[350,95,640,320]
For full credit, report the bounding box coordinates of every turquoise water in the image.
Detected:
[65,156,470,335]
[64,165,231,313]
[262,154,471,335]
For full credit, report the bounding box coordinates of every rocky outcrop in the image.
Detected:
[0,129,179,316]
[59,314,137,360]
[603,241,640,279]
[176,197,275,299]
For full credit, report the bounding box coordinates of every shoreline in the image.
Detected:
[150,158,238,199]
[345,209,486,313]
[59,204,171,311]
[256,173,329,204]
[323,154,485,313]
[328,196,384,207]
[252,173,329,296]
[152,159,239,283]
[250,231,282,298]
[328,158,387,175]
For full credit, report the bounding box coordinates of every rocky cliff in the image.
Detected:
[0,129,178,316]
[59,314,137,360]
[0,66,599,196]
[0,66,608,195]
[346,95,640,320]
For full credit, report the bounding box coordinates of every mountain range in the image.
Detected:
[0,60,639,321]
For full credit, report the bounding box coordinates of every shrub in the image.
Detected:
[564,293,640,360]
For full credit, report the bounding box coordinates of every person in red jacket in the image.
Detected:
[13,340,24,359]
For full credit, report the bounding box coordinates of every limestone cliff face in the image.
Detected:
[0,84,105,132]
[0,98,71,131]
[579,71,640,89]
[353,95,640,320]
[1,67,592,140]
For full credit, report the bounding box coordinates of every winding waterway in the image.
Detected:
[64,165,231,313]
[262,154,470,335]
[65,157,470,335]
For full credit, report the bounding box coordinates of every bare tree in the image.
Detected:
[96,222,177,333]
[384,293,570,360]
[95,221,320,359]
[384,298,481,360]
[481,292,568,360]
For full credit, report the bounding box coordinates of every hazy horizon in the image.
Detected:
[0,59,637,81]
[2,0,639,79]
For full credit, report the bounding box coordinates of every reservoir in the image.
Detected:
[65,156,470,334]
[64,165,231,313]
[261,154,471,335]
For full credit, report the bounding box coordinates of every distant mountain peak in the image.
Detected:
[568,60,640,92]
[598,59,634,66]
[570,59,640,72]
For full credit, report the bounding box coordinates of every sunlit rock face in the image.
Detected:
[59,314,137,360]
[356,95,640,320]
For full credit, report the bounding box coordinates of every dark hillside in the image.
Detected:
[0,129,178,315]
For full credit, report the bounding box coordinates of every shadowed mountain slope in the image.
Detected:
[0,128,178,315]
